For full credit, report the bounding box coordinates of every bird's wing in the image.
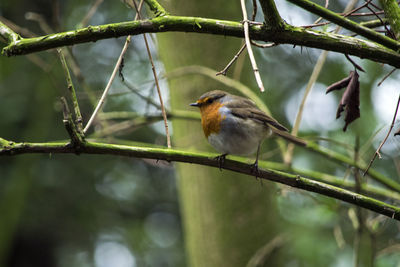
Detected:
[226,106,289,132]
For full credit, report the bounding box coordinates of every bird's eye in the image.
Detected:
[206,98,214,104]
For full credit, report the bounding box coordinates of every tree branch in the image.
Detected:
[306,141,400,192]
[261,161,400,201]
[144,0,168,16]
[360,18,388,28]
[60,97,85,148]
[0,20,20,43]
[287,0,400,51]
[0,138,399,220]
[379,0,400,40]
[2,16,400,67]
[58,49,84,132]
[259,0,285,29]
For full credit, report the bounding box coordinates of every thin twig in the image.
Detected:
[344,0,372,17]
[378,68,397,86]
[217,0,274,77]
[302,21,331,28]
[83,38,131,133]
[309,0,329,26]
[216,43,246,76]
[251,0,257,21]
[57,49,84,132]
[216,0,258,77]
[83,0,144,133]
[360,18,388,28]
[341,10,385,16]
[365,5,396,39]
[363,94,400,176]
[240,0,265,92]
[132,0,171,148]
[123,80,161,108]
[345,54,365,72]
[368,1,383,11]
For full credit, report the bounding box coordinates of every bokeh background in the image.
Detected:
[1,0,400,266]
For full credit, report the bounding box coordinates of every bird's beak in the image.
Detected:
[190,102,199,107]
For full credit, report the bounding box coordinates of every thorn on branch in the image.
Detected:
[119,57,125,81]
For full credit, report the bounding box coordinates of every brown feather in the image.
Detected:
[225,96,289,132]
[271,128,307,146]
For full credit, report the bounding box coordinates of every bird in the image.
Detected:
[190,90,306,173]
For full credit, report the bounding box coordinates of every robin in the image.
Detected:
[190,90,307,171]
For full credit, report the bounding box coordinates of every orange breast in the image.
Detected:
[200,102,226,137]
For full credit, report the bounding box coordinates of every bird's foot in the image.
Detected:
[215,154,227,171]
[251,160,263,185]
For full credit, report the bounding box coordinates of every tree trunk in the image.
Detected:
[158,1,282,266]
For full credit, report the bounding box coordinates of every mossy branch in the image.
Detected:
[0,138,399,220]
[305,142,400,193]
[2,16,400,67]
[60,97,85,148]
[360,18,389,28]
[144,0,168,16]
[379,0,400,40]
[287,0,400,51]
[259,0,285,29]
[58,49,84,132]
[0,20,20,43]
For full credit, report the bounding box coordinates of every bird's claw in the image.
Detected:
[250,161,259,178]
[251,160,263,185]
[215,154,227,171]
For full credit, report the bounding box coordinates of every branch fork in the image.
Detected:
[61,97,86,152]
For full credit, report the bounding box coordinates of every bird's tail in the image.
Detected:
[271,128,307,147]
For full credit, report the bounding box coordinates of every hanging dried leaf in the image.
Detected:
[326,71,360,131]
[326,75,352,94]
